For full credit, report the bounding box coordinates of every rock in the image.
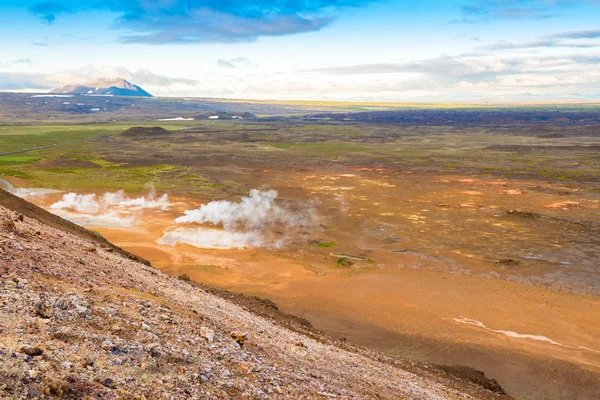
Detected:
[1,218,16,232]
[84,355,95,367]
[178,274,190,281]
[99,378,115,389]
[230,332,247,347]
[33,301,53,319]
[20,345,43,357]
[28,369,40,379]
[200,327,215,343]
[101,339,115,351]
[141,323,151,331]
[72,297,89,315]
[26,383,41,398]
[145,342,162,357]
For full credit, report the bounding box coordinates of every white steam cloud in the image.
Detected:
[48,187,171,228]
[50,190,171,213]
[174,189,286,228]
[158,228,264,250]
[159,189,314,249]
[58,211,136,228]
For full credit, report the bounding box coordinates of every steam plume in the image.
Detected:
[160,189,314,249]
[50,189,171,212]
[48,188,171,228]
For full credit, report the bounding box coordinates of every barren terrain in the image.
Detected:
[2,103,600,399]
[0,190,509,399]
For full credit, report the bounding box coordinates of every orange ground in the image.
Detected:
[18,168,600,399]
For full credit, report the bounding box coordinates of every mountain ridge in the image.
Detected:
[50,78,153,97]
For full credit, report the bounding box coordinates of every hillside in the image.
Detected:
[50,78,153,97]
[0,189,510,399]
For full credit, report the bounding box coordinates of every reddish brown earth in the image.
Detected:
[0,189,510,399]
[8,165,600,399]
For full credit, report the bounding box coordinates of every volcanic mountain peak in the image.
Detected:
[50,78,153,97]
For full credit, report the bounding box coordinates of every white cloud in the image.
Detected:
[0,65,198,92]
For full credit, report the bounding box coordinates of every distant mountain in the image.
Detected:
[50,78,153,97]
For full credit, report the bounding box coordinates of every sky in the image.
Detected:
[1,0,600,101]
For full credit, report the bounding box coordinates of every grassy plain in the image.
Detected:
[1,119,599,193]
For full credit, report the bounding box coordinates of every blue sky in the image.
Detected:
[1,0,600,100]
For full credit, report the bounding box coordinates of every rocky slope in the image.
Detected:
[50,78,152,97]
[0,189,511,399]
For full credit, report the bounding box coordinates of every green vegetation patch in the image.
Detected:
[0,155,41,164]
[0,168,34,179]
[315,241,338,248]
[21,163,188,191]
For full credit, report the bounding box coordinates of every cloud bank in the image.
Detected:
[0,65,198,92]
[28,0,374,43]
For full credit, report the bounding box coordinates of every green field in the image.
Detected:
[1,119,599,194]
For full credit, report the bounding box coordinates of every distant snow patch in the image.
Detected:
[31,95,73,98]
[157,117,195,121]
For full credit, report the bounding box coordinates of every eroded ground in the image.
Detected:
[3,117,600,399]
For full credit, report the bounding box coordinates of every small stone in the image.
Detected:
[200,327,215,343]
[2,219,16,232]
[28,370,39,379]
[178,274,190,282]
[230,332,247,347]
[62,362,73,369]
[84,355,95,367]
[101,339,115,350]
[141,323,151,331]
[20,345,43,357]
[34,301,53,319]
[145,342,162,357]
[100,378,115,389]
[26,384,41,399]
[75,305,88,315]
